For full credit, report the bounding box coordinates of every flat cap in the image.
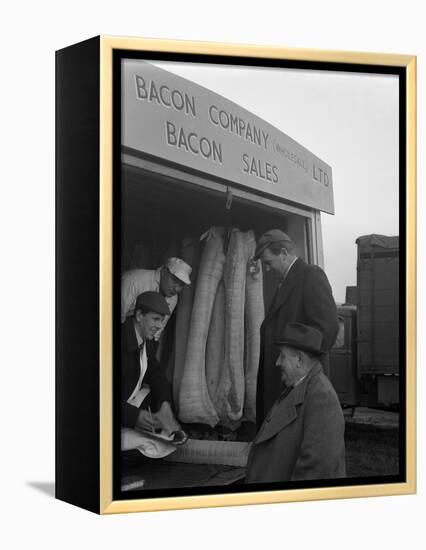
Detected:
[254,229,293,260]
[135,291,170,316]
[166,257,192,285]
[274,322,323,356]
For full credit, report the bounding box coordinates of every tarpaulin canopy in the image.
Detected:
[356,234,399,250]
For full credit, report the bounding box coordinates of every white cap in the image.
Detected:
[166,257,192,285]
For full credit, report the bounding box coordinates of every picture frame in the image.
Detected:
[55,36,416,514]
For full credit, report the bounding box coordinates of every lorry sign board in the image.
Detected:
[122,60,335,214]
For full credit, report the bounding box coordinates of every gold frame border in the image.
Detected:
[99,36,417,514]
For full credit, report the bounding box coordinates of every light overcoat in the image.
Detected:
[247,363,346,483]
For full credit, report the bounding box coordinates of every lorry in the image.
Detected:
[329,234,400,409]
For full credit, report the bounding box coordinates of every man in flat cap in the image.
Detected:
[246,323,345,483]
[121,291,186,443]
[254,229,338,427]
[121,258,192,337]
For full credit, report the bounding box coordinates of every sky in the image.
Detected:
[148,60,399,303]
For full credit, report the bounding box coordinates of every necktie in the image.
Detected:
[272,279,283,302]
[278,385,293,403]
[139,342,148,382]
[266,278,284,316]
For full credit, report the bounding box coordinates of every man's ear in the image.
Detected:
[280,247,288,258]
[135,309,143,322]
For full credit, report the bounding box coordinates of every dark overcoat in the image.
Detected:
[247,363,346,483]
[121,318,172,428]
[256,258,338,427]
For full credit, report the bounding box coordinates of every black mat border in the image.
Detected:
[111,48,407,502]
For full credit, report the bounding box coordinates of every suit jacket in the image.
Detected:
[256,258,338,427]
[246,363,346,483]
[121,318,172,428]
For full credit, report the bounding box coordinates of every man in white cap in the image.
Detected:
[121,257,192,338]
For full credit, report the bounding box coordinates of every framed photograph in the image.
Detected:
[55,36,416,514]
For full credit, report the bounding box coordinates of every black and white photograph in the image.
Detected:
[4,0,424,543]
[116,54,405,499]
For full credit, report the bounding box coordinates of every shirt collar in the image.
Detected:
[292,374,307,388]
[284,257,298,279]
[278,256,298,285]
[133,323,144,347]
[155,267,162,289]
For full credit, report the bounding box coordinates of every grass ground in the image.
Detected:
[344,422,399,477]
[185,419,401,478]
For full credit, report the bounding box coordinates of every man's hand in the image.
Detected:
[135,409,162,432]
[155,401,182,434]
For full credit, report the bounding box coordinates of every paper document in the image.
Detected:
[121,427,176,458]
[126,386,150,408]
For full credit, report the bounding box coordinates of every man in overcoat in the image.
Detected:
[246,322,346,483]
[254,229,339,427]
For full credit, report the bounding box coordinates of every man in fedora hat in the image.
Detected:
[121,291,187,445]
[246,323,345,483]
[121,257,192,336]
[254,229,338,427]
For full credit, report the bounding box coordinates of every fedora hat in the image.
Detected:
[274,322,323,356]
